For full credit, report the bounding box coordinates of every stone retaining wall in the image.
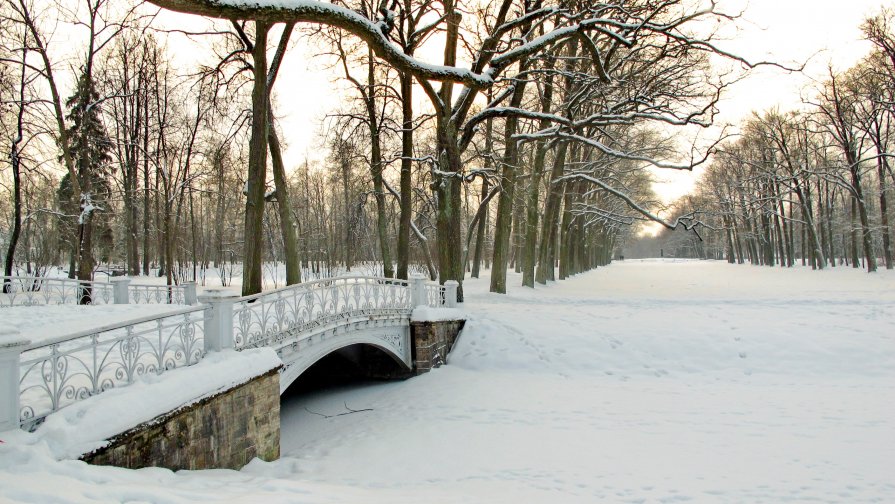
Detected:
[410,319,466,373]
[81,368,281,471]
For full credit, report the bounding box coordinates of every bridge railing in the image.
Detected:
[6,305,207,431]
[0,276,197,307]
[229,276,413,350]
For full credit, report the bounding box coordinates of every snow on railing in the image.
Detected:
[11,305,207,431]
[0,276,196,307]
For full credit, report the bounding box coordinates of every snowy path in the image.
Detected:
[2,260,893,503]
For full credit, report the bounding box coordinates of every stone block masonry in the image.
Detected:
[410,319,466,374]
[81,368,280,471]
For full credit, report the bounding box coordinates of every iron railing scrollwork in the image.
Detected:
[17,306,207,431]
[232,277,412,350]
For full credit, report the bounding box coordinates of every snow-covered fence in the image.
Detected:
[0,276,114,306]
[8,306,207,431]
[0,276,197,307]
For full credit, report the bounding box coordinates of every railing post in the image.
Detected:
[0,329,29,431]
[110,277,131,304]
[183,282,198,305]
[410,276,426,307]
[444,280,459,308]
[198,289,239,353]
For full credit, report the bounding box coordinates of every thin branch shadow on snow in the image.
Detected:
[304,402,373,418]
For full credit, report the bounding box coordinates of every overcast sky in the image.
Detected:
[159,0,890,201]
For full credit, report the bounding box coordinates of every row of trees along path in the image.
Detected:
[654,10,895,273]
[10,0,852,304]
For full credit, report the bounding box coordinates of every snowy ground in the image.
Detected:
[2,260,894,503]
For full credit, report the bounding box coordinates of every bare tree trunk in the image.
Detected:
[772,181,788,267]
[536,141,568,284]
[242,20,270,295]
[522,144,546,287]
[850,196,860,268]
[397,71,413,279]
[470,99,493,279]
[433,0,465,300]
[4,50,26,291]
[876,144,893,269]
[367,49,393,277]
[511,173,525,273]
[341,149,353,272]
[521,61,555,286]
[268,107,301,285]
[792,179,825,269]
[849,159,876,272]
[142,89,151,276]
[490,73,528,293]
[471,176,490,278]
[826,182,837,266]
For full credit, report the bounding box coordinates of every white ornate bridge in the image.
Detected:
[203,276,456,392]
[1,276,458,432]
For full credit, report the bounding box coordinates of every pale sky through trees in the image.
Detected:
[648,0,889,203]
[151,0,888,200]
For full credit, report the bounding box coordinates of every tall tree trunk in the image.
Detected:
[397,71,413,279]
[850,196,860,268]
[3,52,26,291]
[142,91,151,276]
[522,138,549,287]
[489,76,528,293]
[433,0,465,300]
[340,149,353,271]
[242,21,270,295]
[876,144,893,269]
[772,181,787,267]
[471,177,490,279]
[826,182,837,266]
[3,134,21,286]
[214,148,225,268]
[511,163,525,274]
[536,141,568,284]
[268,105,301,285]
[367,50,393,278]
[471,95,494,279]
[849,160,876,272]
[794,181,825,269]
